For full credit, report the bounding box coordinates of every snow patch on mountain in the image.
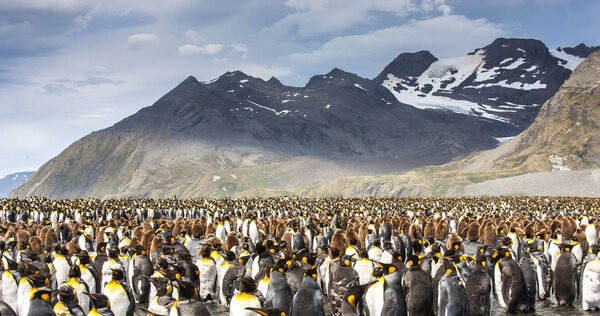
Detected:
[550,49,585,71]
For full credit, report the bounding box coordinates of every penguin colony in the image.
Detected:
[1,196,600,316]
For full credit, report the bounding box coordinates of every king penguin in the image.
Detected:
[492,248,532,313]
[195,245,218,301]
[102,269,135,316]
[465,256,492,316]
[438,261,469,316]
[64,264,91,314]
[266,266,294,316]
[554,243,578,306]
[1,257,20,314]
[27,290,55,316]
[290,266,325,316]
[401,255,433,316]
[582,244,600,310]
[341,282,376,316]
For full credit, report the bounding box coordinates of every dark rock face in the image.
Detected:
[560,43,600,58]
[374,38,596,137]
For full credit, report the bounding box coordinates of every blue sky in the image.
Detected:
[0,0,598,178]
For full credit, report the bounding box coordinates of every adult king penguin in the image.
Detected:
[402,255,433,316]
[102,269,135,316]
[290,266,325,316]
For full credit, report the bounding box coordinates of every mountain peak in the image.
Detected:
[374,50,437,82]
[560,43,600,58]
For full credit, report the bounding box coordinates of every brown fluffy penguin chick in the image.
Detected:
[205,224,216,237]
[482,224,496,246]
[44,231,58,248]
[191,220,203,238]
[149,236,162,254]
[435,221,448,241]
[457,218,468,238]
[357,223,369,251]
[29,236,43,254]
[140,232,153,253]
[281,231,294,252]
[523,224,535,239]
[409,223,423,242]
[446,233,464,253]
[172,223,182,238]
[224,232,239,251]
[346,228,360,251]
[331,229,347,254]
[424,221,436,239]
[133,227,144,242]
[67,241,81,255]
[562,218,575,240]
[466,222,480,242]
[16,229,30,243]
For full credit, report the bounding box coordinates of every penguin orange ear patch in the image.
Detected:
[347,294,356,308]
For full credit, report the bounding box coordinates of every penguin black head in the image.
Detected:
[25,274,50,287]
[245,307,285,316]
[69,264,81,278]
[328,246,341,259]
[560,243,573,252]
[412,240,423,254]
[31,289,53,304]
[175,279,198,300]
[304,266,319,280]
[19,241,31,251]
[97,242,108,253]
[239,276,257,293]
[238,255,251,266]
[224,250,236,261]
[380,262,398,275]
[134,244,147,256]
[57,284,77,303]
[199,245,212,258]
[111,269,125,281]
[344,281,377,311]
[371,266,384,278]
[77,251,91,264]
[474,255,487,268]
[392,251,403,263]
[442,260,458,276]
[407,255,421,268]
[339,255,355,267]
[108,247,119,258]
[590,244,600,256]
[84,292,111,309]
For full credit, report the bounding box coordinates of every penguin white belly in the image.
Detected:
[380,251,393,264]
[494,262,507,309]
[368,247,382,261]
[1,272,18,313]
[249,222,259,245]
[104,281,130,316]
[17,278,32,316]
[582,259,600,310]
[586,225,598,246]
[127,256,136,292]
[572,245,583,263]
[353,259,374,284]
[54,256,71,286]
[196,259,217,300]
[364,277,385,316]
[251,257,260,279]
[257,277,270,296]
[218,263,232,305]
[229,293,261,316]
[548,243,560,271]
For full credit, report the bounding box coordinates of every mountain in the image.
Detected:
[375,39,598,137]
[10,38,598,199]
[290,48,600,198]
[0,172,34,198]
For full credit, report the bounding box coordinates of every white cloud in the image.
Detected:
[232,43,249,53]
[421,0,451,14]
[177,43,224,56]
[126,33,160,50]
[287,15,506,74]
